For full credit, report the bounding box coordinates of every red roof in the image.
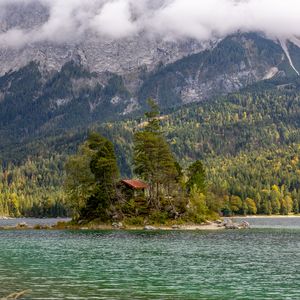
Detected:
[121,179,149,190]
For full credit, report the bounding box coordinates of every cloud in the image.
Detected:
[90,0,138,38]
[1,0,300,48]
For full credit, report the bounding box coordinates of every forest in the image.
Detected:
[2,81,300,217]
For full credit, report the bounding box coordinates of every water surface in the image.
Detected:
[0,218,71,227]
[0,218,299,299]
[234,216,300,229]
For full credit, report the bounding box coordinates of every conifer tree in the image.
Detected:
[134,99,178,208]
[65,132,119,220]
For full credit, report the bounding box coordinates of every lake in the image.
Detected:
[0,218,71,227]
[0,218,300,299]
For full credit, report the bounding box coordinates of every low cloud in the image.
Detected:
[1,0,300,47]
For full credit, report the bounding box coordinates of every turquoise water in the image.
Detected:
[0,219,300,299]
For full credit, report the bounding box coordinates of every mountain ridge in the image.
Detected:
[1,3,300,167]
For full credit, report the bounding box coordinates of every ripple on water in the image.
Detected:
[0,223,300,299]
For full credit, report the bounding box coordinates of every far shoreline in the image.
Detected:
[230,215,300,218]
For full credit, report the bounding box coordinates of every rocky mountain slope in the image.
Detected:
[1,1,300,161]
[0,2,207,77]
[1,33,300,150]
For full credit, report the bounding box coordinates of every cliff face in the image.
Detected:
[137,33,299,107]
[1,31,297,107]
[0,35,209,76]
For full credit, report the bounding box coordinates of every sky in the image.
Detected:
[1,0,300,47]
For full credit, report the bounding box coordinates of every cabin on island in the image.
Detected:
[120,179,149,199]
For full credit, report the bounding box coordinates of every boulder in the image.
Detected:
[112,222,124,229]
[225,223,240,230]
[144,225,157,230]
[239,221,250,229]
[17,222,28,228]
[224,220,251,229]
[214,220,223,224]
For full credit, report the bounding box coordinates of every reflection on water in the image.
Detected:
[0,218,300,299]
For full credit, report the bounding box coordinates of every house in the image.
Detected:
[120,179,149,198]
[121,179,148,190]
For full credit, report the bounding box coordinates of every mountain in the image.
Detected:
[1,2,300,116]
[2,1,300,217]
[1,32,300,138]
[2,2,300,169]
[138,33,299,107]
[3,79,300,217]
[0,2,207,76]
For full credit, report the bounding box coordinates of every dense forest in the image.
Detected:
[2,80,300,217]
[0,156,67,217]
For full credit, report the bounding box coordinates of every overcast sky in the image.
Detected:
[1,0,300,47]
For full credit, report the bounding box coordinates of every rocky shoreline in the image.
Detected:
[135,219,250,231]
[0,219,250,231]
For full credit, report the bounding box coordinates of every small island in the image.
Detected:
[64,100,218,228]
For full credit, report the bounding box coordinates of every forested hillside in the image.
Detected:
[1,33,300,162]
[0,60,132,158]
[2,78,300,216]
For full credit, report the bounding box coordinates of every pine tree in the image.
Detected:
[134,99,178,208]
[65,132,119,221]
[186,160,206,195]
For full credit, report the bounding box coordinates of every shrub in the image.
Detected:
[124,216,144,226]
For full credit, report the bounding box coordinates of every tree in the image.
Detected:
[245,198,257,215]
[270,185,281,214]
[134,99,179,208]
[186,160,206,195]
[280,194,293,215]
[187,187,208,223]
[65,143,96,218]
[86,132,119,220]
[65,132,119,221]
[230,195,243,215]
[8,193,20,217]
[292,189,299,214]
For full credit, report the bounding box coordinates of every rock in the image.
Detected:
[33,224,51,230]
[112,222,123,229]
[172,225,180,229]
[144,226,157,230]
[17,222,28,228]
[239,221,250,229]
[0,216,13,220]
[225,223,240,230]
[214,220,223,224]
[224,220,250,229]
